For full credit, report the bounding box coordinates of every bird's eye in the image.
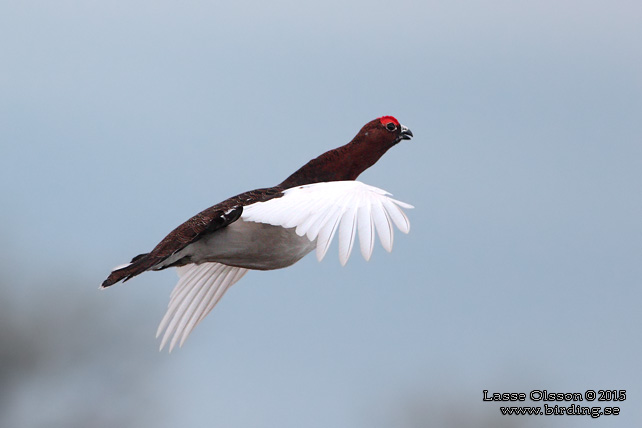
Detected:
[386,122,397,131]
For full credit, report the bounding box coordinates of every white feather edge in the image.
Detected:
[156,262,248,352]
[242,181,413,265]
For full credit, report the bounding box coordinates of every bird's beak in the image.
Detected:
[399,124,413,141]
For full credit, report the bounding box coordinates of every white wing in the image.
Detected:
[156,262,248,352]
[242,181,413,265]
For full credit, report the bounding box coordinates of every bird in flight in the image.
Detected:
[102,116,414,351]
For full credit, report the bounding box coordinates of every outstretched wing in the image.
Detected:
[156,262,249,351]
[242,181,413,265]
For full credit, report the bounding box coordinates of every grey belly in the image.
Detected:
[167,219,316,270]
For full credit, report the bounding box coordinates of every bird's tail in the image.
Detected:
[101,253,158,288]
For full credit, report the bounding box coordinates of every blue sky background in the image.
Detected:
[1,1,641,427]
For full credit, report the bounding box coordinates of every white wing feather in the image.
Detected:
[156,262,248,352]
[242,181,413,264]
[338,205,358,266]
[357,204,375,261]
[154,182,410,351]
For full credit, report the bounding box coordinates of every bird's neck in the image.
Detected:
[278,137,395,189]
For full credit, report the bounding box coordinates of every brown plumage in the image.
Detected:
[101,188,282,287]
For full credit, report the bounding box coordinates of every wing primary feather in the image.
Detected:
[372,201,394,252]
[316,213,342,262]
[306,204,340,242]
[338,205,358,266]
[161,270,211,351]
[159,264,223,349]
[170,268,215,351]
[168,264,213,305]
[158,263,248,351]
[382,199,411,234]
[296,208,327,238]
[186,268,229,331]
[357,204,375,261]
[177,266,234,348]
[170,265,202,300]
[197,268,247,324]
[157,265,214,339]
[390,198,415,209]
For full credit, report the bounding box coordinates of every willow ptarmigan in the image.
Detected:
[102,116,414,351]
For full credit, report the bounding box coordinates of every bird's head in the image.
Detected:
[358,116,413,147]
